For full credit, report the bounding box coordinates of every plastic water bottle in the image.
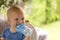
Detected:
[16,23,32,36]
[16,24,26,34]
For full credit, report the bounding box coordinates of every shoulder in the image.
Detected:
[3,28,9,33]
[1,27,10,38]
[2,27,10,36]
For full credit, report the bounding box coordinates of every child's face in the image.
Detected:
[8,11,24,27]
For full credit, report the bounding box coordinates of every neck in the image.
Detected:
[10,26,16,33]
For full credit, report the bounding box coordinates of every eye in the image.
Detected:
[15,18,18,20]
[21,18,24,20]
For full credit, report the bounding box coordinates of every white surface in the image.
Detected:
[35,28,48,40]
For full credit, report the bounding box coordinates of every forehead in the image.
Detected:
[8,10,24,20]
[13,11,24,17]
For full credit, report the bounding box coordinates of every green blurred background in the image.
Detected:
[0,0,60,40]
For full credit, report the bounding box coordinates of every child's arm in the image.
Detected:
[1,28,7,40]
[24,20,32,40]
[24,27,31,40]
[25,20,37,40]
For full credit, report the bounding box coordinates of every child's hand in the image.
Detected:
[25,20,37,40]
[0,37,4,40]
[25,20,36,31]
[25,20,33,28]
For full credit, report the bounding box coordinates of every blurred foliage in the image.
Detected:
[25,0,60,27]
[0,0,14,7]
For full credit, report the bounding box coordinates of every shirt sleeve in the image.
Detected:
[1,28,8,39]
[1,31,5,39]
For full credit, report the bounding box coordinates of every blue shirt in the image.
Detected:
[2,28,25,40]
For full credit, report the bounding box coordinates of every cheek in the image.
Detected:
[10,20,17,25]
[13,20,18,24]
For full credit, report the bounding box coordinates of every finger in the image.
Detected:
[25,20,29,23]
